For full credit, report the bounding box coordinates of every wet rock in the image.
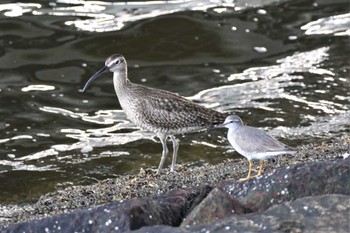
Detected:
[134,194,350,233]
[126,187,211,230]
[180,187,251,227]
[220,157,350,211]
[3,186,211,233]
[2,136,347,228]
[2,158,349,232]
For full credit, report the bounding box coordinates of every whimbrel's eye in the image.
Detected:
[114,59,120,65]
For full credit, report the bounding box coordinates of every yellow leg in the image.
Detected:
[239,160,254,182]
[257,160,265,176]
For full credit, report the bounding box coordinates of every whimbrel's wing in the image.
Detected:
[132,84,227,132]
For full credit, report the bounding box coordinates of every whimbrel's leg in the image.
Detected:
[170,135,179,172]
[239,160,254,182]
[257,160,265,176]
[156,135,169,175]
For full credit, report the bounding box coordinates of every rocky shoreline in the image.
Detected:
[1,135,349,232]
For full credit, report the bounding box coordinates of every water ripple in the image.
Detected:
[21,85,55,92]
[0,159,56,173]
[270,111,350,139]
[301,13,350,36]
[0,3,41,17]
[30,0,238,32]
[190,47,339,114]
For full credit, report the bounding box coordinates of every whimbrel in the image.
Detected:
[82,54,227,174]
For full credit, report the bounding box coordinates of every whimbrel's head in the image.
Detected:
[81,54,126,92]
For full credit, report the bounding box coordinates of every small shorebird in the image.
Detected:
[82,54,227,175]
[216,115,296,181]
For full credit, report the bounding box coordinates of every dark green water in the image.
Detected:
[0,0,349,204]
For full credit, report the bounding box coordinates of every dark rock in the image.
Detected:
[127,186,211,230]
[220,157,350,211]
[181,187,251,227]
[3,186,211,233]
[2,158,349,232]
[134,194,350,233]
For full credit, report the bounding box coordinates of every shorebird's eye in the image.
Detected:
[230,121,234,123]
[114,59,120,65]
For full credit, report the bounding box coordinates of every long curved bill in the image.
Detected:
[81,66,109,92]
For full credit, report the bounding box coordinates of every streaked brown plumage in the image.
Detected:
[82,54,227,174]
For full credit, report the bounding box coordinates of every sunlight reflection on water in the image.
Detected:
[301,12,350,36]
[0,0,349,204]
[190,47,341,115]
[34,0,238,32]
[11,46,348,168]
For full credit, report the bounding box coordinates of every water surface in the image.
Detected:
[0,0,349,204]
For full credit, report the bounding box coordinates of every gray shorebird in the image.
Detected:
[82,54,227,175]
[216,115,296,181]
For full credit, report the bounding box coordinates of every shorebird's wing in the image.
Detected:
[236,126,296,155]
[134,85,226,131]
